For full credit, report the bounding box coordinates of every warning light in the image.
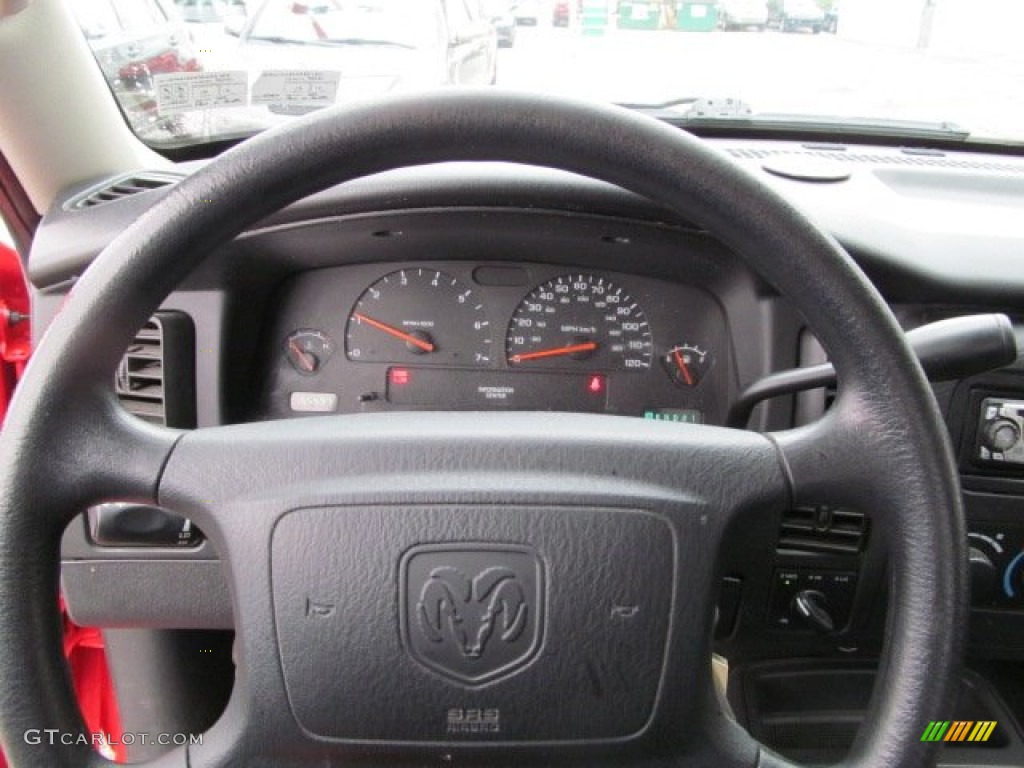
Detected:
[587,374,605,394]
[390,368,411,386]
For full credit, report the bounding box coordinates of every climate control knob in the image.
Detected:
[969,546,998,604]
[983,419,1020,453]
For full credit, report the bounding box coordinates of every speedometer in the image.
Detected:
[506,274,653,371]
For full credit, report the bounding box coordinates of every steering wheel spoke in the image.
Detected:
[11,384,181,521]
[767,394,878,511]
[771,386,960,522]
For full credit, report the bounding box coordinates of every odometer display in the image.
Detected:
[506,274,653,371]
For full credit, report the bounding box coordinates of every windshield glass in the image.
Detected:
[245,0,435,47]
[71,0,1024,147]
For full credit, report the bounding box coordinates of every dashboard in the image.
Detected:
[29,137,1024,763]
[263,262,730,424]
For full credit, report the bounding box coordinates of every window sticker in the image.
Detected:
[154,71,249,115]
[252,70,341,111]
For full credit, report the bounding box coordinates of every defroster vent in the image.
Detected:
[778,506,869,555]
[67,172,182,210]
[115,312,196,428]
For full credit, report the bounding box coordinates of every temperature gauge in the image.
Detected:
[662,344,712,388]
[284,329,334,375]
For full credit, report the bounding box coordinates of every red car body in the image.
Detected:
[0,241,30,426]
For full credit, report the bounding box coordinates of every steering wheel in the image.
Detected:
[0,91,966,768]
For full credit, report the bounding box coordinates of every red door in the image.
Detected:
[0,240,30,425]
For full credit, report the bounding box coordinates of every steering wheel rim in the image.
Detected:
[0,90,966,768]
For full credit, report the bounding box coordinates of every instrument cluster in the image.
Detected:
[261,262,731,423]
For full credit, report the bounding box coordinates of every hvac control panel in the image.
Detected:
[968,524,1024,609]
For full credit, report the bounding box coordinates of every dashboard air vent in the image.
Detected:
[115,312,196,428]
[778,506,868,555]
[68,172,182,210]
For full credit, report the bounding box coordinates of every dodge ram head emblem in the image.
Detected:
[400,544,544,685]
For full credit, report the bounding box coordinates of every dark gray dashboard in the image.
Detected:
[30,140,1024,308]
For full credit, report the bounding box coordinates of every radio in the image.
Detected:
[975,398,1024,466]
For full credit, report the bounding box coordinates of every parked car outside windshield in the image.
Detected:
[213,0,497,122]
[718,0,768,31]
[176,0,230,23]
[771,0,825,32]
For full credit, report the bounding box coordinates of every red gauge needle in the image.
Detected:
[510,341,598,363]
[352,312,435,352]
[288,339,316,372]
[672,347,695,386]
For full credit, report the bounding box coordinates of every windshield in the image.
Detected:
[72,0,1024,147]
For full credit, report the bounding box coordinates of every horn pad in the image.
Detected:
[271,505,675,744]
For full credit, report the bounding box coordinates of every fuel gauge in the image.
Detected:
[284,329,334,375]
[663,344,712,388]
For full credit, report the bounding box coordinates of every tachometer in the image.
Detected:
[506,274,652,371]
[346,269,491,365]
